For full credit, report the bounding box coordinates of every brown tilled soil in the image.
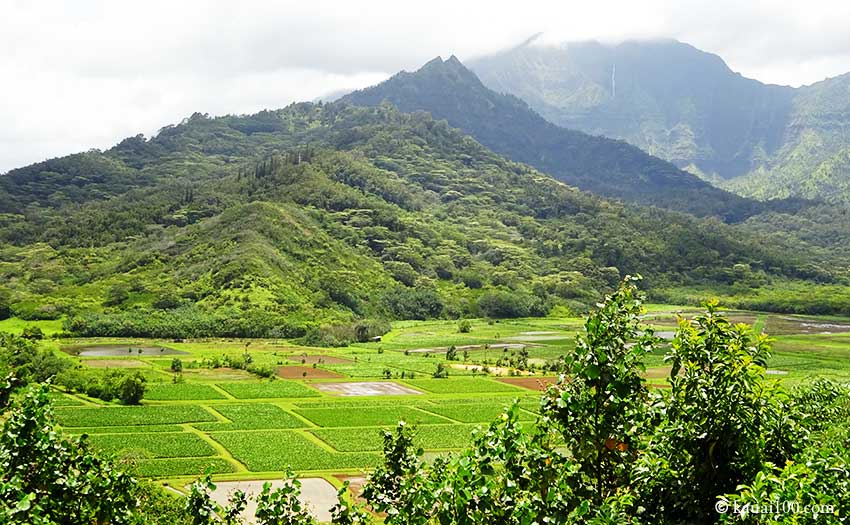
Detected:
[286,355,353,365]
[496,376,560,391]
[276,366,345,379]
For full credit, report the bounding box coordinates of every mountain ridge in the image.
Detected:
[469,38,850,202]
[2,101,840,337]
[341,55,775,222]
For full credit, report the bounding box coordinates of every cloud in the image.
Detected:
[1,0,849,171]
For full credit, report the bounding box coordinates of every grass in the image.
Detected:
[145,383,227,401]
[216,381,320,399]
[404,377,527,394]
[421,404,537,423]
[0,317,65,336]
[294,406,450,427]
[48,392,84,406]
[131,458,236,477]
[87,432,216,458]
[194,404,307,431]
[56,405,216,427]
[311,424,478,452]
[210,430,380,471]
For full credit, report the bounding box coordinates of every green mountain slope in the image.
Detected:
[1,103,836,336]
[341,56,766,221]
[470,38,850,203]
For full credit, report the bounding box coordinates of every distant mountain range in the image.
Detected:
[469,37,850,203]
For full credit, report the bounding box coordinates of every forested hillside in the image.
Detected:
[0,103,839,338]
[341,56,771,221]
[470,38,850,203]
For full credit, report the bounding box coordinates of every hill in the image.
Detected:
[340,56,768,221]
[470,38,850,203]
[0,103,837,337]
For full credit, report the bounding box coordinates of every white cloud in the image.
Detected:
[1,0,849,171]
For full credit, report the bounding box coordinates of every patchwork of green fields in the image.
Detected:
[132,458,237,477]
[57,405,217,427]
[422,403,537,423]
[39,308,850,481]
[216,381,320,399]
[196,404,307,431]
[209,430,381,471]
[87,432,215,458]
[295,406,451,427]
[145,383,228,401]
[311,424,479,452]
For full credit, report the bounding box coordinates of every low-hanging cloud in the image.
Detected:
[2,0,849,172]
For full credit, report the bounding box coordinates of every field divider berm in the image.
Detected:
[272,403,319,428]
[181,423,248,473]
[409,406,459,424]
[208,384,237,400]
[199,404,231,423]
[298,428,345,453]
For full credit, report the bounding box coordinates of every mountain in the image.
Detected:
[340,56,769,221]
[469,38,850,203]
[1,102,836,338]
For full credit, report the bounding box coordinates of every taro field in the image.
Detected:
[40,307,850,487]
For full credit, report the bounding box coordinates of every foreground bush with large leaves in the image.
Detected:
[357,278,849,524]
[0,384,186,524]
[1,277,848,523]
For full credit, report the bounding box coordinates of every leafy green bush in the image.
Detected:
[56,368,147,405]
[381,287,445,320]
[477,290,545,318]
[20,326,44,340]
[301,319,390,347]
[0,385,140,523]
[0,332,70,385]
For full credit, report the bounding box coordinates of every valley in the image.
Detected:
[2,12,850,522]
[10,306,846,487]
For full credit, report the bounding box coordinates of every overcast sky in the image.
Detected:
[3,0,850,173]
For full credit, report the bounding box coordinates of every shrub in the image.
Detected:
[445,345,458,361]
[432,363,449,379]
[477,290,544,318]
[152,292,183,310]
[20,326,44,340]
[0,385,140,523]
[381,287,445,320]
[115,372,146,405]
